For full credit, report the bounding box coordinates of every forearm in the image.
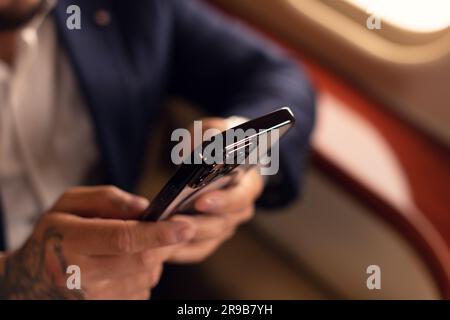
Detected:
[169,0,316,205]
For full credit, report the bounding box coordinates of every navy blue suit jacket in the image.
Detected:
[0,0,315,250]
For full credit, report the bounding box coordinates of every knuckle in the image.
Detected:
[225,227,236,240]
[133,272,156,292]
[51,187,80,209]
[137,290,151,300]
[245,205,255,220]
[62,186,84,199]
[61,187,79,198]
[155,226,175,246]
[104,185,121,193]
[220,218,232,233]
[236,205,255,224]
[102,186,129,209]
[102,185,122,199]
[110,223,134,253]
[39,212,58,226]
[151,265,163,288]
[35,214,64,236]
[137,251,156,270]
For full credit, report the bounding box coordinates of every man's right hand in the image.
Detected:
[0,186,196,300]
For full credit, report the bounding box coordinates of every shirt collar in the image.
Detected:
[0,1,56,82]
[20,0,57,46]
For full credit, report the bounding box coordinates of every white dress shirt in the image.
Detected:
[0,4,99,250]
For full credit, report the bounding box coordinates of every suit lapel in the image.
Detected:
[0,1,140,250]
[52,0,133,188]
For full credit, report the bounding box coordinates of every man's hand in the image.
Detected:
[168,168,263,263]
[168,118,264,263]
[0,186,196,300]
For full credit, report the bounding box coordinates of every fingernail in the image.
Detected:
[171,221,196,242]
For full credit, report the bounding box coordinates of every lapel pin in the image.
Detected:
[94,9,111,27]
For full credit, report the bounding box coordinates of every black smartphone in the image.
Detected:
[141,107,295,221]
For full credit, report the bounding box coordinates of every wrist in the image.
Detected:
[0,251,13,299]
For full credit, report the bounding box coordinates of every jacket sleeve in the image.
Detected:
[168,0,316,207]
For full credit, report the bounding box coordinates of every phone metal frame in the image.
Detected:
[141,107,295,221]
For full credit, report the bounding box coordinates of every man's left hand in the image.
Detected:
[167,117,264,263]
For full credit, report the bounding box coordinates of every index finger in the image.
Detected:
[41,213,196,255]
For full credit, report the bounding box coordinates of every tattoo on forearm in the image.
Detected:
[0,227,84,300]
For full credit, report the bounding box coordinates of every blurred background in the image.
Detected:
[140,0,450,300]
